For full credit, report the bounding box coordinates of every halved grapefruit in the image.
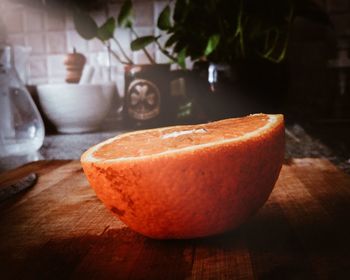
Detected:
[81,114,285,239]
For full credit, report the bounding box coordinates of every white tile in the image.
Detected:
[111,28,132,64]
[13,45,32,84]
[26,33,46,54]
[88,53,125,85]
[47,54,66,77]
[66,30,88,53]
[2,0,183,85]
[88,38,105,52]
[132,27,155,39]
[46,32,66,54]
[27,77,48,86]
[88,51,110,67]
[90,51,125,68]
[113,68,126,98]
[3,7,24,33]
[156,50,171,64]
[8,34,25,46]
[45,12,65,31]
[133,51,156,65]
[105,49,124,66]
[48,76,65,84]
[134,1,154,27]
[28,56,47,77]
[108,51,128,66]
[86,53,97,66]
[114,28,131,51]
[24,8,45,32]
[65,13,74,30]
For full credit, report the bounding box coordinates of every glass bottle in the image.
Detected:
[0,44,44,157]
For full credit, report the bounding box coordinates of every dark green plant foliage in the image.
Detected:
[173,0,190,23]
[177,47,187,68]
[73,10,98,40]
[157,5,172,31]
[204,34,220,56]
[131,36,157,51]
[97,17,116,41]
[74,12,116,42]
[73,0,331,67]
[161,0,331,64]
[118,0,133,28]
[165,34,178,48]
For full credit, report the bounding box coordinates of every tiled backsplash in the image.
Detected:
[1,0,168,85]
[2,0,350,116]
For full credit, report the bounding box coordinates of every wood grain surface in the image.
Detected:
[0,158,349,279]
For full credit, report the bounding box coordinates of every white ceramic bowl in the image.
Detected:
[37,83,115,133]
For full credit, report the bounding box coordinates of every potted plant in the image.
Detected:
[73,0,194,128]
[130,0,331,119]
[147,0,330,64]
[73,0,331,123]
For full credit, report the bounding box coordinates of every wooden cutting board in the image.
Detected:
[0,158,349,279]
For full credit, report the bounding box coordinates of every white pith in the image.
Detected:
[161,128,207,139]
[82,114,280,163]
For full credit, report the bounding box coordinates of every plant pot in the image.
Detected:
[189,60,288,121]
[123,64,195,128]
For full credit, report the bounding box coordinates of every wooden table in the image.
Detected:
[0,159,349,279]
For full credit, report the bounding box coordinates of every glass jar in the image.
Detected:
[0,44,44,157]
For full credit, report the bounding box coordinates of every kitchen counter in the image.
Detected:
[0,123,349,174]
[1,122,350,278]
[1,158,349,278]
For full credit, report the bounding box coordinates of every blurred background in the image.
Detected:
[0,0,349,172]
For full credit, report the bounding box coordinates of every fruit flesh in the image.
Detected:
[81,114,285,239]
[93,114,269,159]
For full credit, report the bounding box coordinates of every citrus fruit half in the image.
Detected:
[81,113,285,239]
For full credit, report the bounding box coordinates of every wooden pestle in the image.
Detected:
[64,48,86,83]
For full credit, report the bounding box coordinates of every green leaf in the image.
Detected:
[177,48,186,69]
[131,36,156,51]
[73,10,98,40]
[165,34,178,48]
[204,34,220,56]
[174,39,187,53]
[174,0,189,22]
[97,17,116,41]
[157,5,171,31]
[118,0,133,28]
